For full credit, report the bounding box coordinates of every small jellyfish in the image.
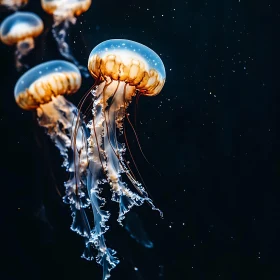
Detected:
[0,12,44,70]
[14,60,95,259]
[74,39,165,280]
[0,0,28,11]
[41,0,92,77]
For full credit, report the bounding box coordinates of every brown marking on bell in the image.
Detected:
[15,71,81,110]
[88,54,165,96]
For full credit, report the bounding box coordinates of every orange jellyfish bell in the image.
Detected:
[14,60,81,110]
[88,39,166,97]
[0,11,43,70]
[0,0,28,10]
[41,0,92,21]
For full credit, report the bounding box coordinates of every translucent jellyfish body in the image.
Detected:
[15,60,95,258]
[41,0,92,77]
[0,12,43,70]
[77,39,166,280]
[0,0,28,11]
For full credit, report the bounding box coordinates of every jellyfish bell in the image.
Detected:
[41,0,92,23]
[41,0,92,77]
[15,60,81,111]
[88,39,166,98]
[15,60,81,107]
[0,0,28,11]
[0,12,43,70]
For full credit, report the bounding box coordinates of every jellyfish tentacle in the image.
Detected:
[64,107,95,241]
[37,95,74,168]
[37,95,94,251]
[95,80,162,224]
[84,91,120,279]
[52,19,89,78]
[86,167,119,280]
[104,101,144,224]
[15,50,27,71]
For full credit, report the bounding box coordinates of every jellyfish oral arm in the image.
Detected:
[89,80,162,225]
[36,96,74,167]
[15,37,35,70]
[83,97,120,279]
[36,95,95,258]
[84,162,120,280]
[52,18,89,77]
[52,20,77,64]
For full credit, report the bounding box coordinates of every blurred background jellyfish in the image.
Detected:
[41,0,92,77]
[74,39,165,280]
[14,60,95,259]
[0,0,28,11]
[0,12,43,70]
[124,211,154,249]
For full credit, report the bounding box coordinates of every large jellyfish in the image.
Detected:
[74,39,166,280]
[0,0,28,11]
[0,12,44,70]
[14,60,95,259]
[41,0,91,77]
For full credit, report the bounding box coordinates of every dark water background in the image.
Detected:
[0,1,277,279]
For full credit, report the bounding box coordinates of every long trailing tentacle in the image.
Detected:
[85,87,119,279]
[126,108,162,177]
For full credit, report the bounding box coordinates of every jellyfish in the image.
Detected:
[0,0,28,11]
[14,60,95,259]
[41,0,91,77]
[73,39,165,280]
[0,12,44,70]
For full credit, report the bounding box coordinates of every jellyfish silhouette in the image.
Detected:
[14,60,95,259]
[73,39,166,280]
[41,0,91,77]
[124,211,154,249]
[0,12,44,70]
[0,0,28,11]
